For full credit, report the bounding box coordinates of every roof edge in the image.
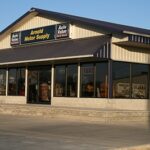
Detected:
[0,8,38,36]
[0,7,150,36]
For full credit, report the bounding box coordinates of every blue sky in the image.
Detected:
[0,0,150,32]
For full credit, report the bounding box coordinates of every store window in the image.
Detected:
[28,66,51,103]
[112,62,130,98]
[8,68,25,96]
[54,65,66,97]
[80,62,108,98]
[80,64,94,97]
[96,63,108,98]
[131,64,149,99]
[54,64,78,97]
[67,65,77,97]
[0,69,6,95]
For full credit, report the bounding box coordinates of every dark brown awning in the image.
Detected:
[0,35,110,65]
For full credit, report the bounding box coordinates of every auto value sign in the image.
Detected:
[11,23,70,46]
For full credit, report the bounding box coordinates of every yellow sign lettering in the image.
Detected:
[30,29,44,35]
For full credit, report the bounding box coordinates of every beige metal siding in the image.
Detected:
[0,35,11,49]
[70,24,102,39]
[0,16,60,50]
[111,43,150,64]
[15,16,60,31]
[0,16,103,50]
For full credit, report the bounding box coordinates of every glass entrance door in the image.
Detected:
[28,66,51,104]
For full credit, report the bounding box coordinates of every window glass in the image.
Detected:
[28,66,51,103]
[112,62,130,98]
[132,64,149,99]
[81,64,94,97]
[8,68,25,96]
[39,69,51,101]
[28,70,38,101]
[54,65,66,96]
[54,64,78,97]
[8,69,17,95]
[96,63,108,98]
[67,64,77,97]
[0,69,6,95]
[17,68,25,96]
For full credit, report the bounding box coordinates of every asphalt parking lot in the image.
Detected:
[0,114,150,150]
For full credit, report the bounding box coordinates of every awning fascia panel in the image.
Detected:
[0,35,111,65]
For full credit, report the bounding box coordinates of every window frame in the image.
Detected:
[112,61,149,99]
[8,67,25,96]
[0,69,6,96]
[80,61,109,98]
[54,64,78,97]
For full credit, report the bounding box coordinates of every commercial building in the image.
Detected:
[0,8,150,110]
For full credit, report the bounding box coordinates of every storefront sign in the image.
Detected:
[56,23,69,39]
[21,25,55,45]
[11,23,69,46]
[10,32,21,45]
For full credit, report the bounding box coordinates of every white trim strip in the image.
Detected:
[0,54,93,66]
[51,64,54,99]
[123,31,150,38]
[6,69,8,96]
[77,63,80,98]
[25,67,28,99]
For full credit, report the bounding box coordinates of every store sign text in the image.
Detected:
[11,23,69,46]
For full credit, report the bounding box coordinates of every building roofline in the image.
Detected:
[0,7,150,36]
[0,8,38,35]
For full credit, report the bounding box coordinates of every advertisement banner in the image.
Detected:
[21,25,56,45]
[10,23,70,46]
[10,32,21,45]
[56,23,69,39]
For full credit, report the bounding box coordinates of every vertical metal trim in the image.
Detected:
[25,66,28,101]
[6,68,8,96]
[77,63,80,98]
[108,35,113,98]
[109,39,111,59]
[108,60,113,98]
[51,64,54,99]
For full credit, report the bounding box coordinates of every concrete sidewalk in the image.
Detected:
[0,104,150,123]
[0,114,150,150]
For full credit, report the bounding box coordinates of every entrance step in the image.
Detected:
[0,104,150,122]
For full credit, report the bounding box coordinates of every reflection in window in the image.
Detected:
[132,64,148,99]
[39,70,51,102]
[8,68,25,96]
[28,66,51,103]
[54,65,66,97]
[81,64,94,97]
[96,63,108,98]
[54,64,78,97]
[67,65,77,97]
[113,62,130,98]
[0,69,6,95]
[8,69,17,95]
